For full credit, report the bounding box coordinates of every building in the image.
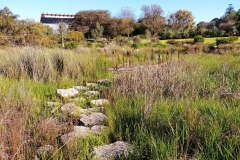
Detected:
[40,13,75,33]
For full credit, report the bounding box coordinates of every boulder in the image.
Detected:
[60,126,92,144]
[92,141,133,160]
[79,112,107,127]
[91,99,109,107]
[57,88,79,98]
[91,125,109,135]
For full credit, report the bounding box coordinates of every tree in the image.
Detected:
[141,4,165,35]
[117,18,134,37]
[71,10,111,37]
[90,22,104,41]
[58,22,68,48]
[168,10,195,33]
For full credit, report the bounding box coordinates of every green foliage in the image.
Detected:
[194,35,204,43]
[65,41,79,49]
[216,38,231,45]
[90,22,104,41]
[229,36,239,43]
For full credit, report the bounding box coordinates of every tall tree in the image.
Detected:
[58,22,68,48]
[141,4,165,36]
[168,10,195,33]
[90,22,104,41]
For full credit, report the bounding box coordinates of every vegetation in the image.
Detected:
[0,3,240,160]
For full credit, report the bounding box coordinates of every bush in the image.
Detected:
[133,35,141,43]
[194,35,204,43]
[216,38,231,46]
[65,41,79,49]
[116,36,129,46]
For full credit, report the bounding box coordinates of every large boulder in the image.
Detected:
[57,88,79,98]
[79,112,107,127]
[92,141,133,160]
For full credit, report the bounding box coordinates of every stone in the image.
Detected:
[73,86,89,92]
[60,126,92,144]
[92,141,133,160]
[86,83,98,88]
[91,125,109,135]
[57,88,79,98]
[79,112,107,127]
[91,99,109,107]
[84,91,99,97]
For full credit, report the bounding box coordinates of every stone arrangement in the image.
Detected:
[36,78,133,160]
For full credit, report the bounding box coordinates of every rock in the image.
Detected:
[60,126,92,144]
[37,145,54,155]
[92,141,133,160]
[91,125,109,135]
[57,88,79,98]
[61,102,82,117]
[97,78,111,86]
[84,91,99,97]
[86,83,98,88]
[73,86,89,92]
[79,112,107,127]
[91,99,109,107]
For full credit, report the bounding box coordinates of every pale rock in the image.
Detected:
[57,88,79,98]
[92,141,133,160]
[79,112,107,127]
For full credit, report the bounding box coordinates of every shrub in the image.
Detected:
[133,35,141,43]
[65,41,79,49]
[194,35,204,43]
[116,36,129,46]
[216,38,231,46]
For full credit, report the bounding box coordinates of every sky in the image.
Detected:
[1,0,240,24]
